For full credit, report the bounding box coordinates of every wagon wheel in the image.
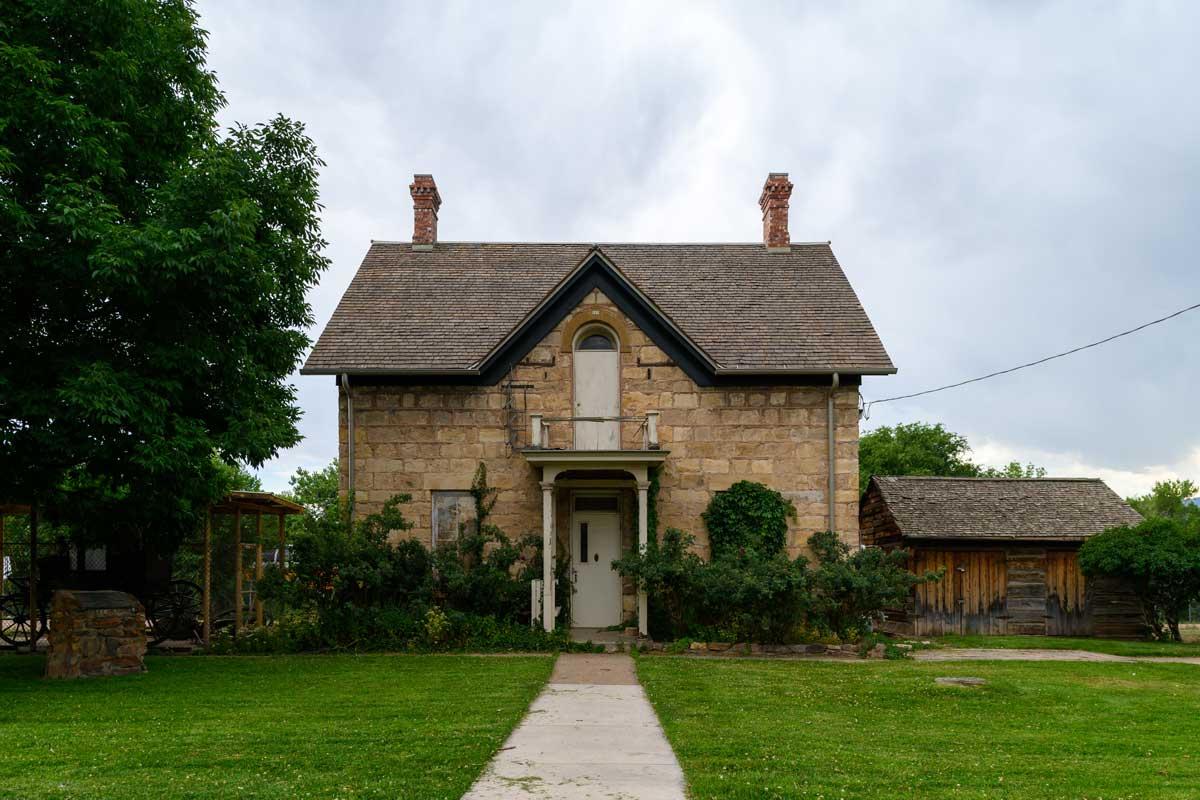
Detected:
[144,580,203,645]
[0,593,47,648]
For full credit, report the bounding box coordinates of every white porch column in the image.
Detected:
[541,480,556,632]
[636,479,650,637]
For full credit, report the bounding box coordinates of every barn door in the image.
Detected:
[959,551,1008,635]
[913,550,1007,636]
[912,550,964,635]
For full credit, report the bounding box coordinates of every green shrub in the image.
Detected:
[1079,517,1200,641]
[702,480,796,559]
[806,530,940,640]
[693,549,811,643]
[257,493,432,614]
[613,527,702,638]
[615,525,810,644]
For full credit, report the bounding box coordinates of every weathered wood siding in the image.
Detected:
[908,549,1008,636]
[1045,550,1089,635]
[859,483,902,548]
[865,536,1146,638]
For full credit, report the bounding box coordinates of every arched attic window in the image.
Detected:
[576,330,617,351]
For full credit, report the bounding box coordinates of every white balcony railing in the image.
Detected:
[528,411,659,450]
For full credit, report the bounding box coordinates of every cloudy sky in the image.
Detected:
[194,1,1200,498]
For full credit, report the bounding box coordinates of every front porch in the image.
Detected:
[523,448,668,636]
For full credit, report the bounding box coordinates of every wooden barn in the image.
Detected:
[860,476,1145,638]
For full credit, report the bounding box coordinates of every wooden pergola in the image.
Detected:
[204,491,305,646]
[2,493,305,649]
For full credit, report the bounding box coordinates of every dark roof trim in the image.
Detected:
[474,248,719,381]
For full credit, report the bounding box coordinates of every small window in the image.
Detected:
[575,495,619,512]
[577,331,616,351]
[432,491,475,547]
[69,545,107,572]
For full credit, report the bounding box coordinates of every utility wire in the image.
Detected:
[862,300,1200,417]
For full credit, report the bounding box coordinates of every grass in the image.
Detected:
[926,634,1200,658]
[0,653,553,799]
[638,656,1200,799]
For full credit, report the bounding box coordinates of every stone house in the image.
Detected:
[302,173,894,634]
[860,476,1145,638]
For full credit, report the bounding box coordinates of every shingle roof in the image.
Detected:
[302,242,894,375]
[870,476,1143,541]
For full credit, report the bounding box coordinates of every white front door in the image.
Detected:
[571,509,623,628]
[574,340,620,450]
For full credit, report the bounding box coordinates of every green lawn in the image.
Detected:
[0,653,553,799]
[927,634,1200,658]
[638,656,1200,799]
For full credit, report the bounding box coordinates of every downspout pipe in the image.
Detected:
[827,372,840,534]
[341,373,355,521]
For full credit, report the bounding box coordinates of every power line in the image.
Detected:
[862,300,1200,417]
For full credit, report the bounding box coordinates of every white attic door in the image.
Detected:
[573,327,620,450]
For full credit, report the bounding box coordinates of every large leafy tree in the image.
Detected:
[859,422,1044,492]
[1079,517,1200,641]
[0,1,328,548]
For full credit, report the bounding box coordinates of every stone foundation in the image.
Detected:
[45,590,147,679]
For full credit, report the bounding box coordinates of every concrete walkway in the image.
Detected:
[462,654,687,799]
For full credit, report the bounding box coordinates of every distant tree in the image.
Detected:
[858,422,1045,491]
[1126,480,1200,526]
[978,461,1047,479]
[0,1,329,550]
[1079,517,1200,641]
[286,461,340,521]
[213,458,264,493]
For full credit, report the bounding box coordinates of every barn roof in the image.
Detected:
[302,242,894,380]
[868,476,1142,541]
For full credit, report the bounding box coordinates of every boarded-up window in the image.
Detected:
[432,491,475,547]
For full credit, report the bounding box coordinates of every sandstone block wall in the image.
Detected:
[340,289,860,561]
[45,590,147,679]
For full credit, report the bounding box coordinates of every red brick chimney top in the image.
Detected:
[410,174,441,250]
[758,172,793,252]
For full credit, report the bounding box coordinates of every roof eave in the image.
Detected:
[714,366,897,376]
[300,367,482,377]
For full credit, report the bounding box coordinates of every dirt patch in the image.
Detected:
[550,653,638,684]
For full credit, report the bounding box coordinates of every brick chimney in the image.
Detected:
[759,172,793,252]
[410,174,441,250]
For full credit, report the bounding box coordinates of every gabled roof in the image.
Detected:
[868,476,1143,541]
[302,242,894,383]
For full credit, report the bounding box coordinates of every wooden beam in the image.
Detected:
[203,507,212,646]
[277,513,286,568]
[255,513,264,627]
[28,504,38,650]
[234,507,242,637]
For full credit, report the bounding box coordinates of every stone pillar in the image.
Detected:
[46,590,146,679]
[637,480,650,637]
[541,481,556,632]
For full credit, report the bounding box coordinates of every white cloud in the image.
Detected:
[969,438,1200,499]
